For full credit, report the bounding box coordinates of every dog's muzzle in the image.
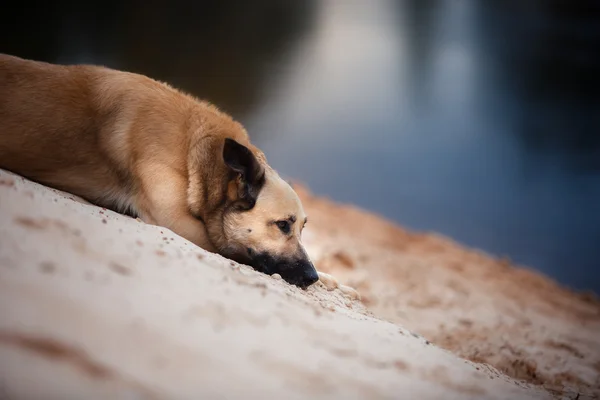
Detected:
[250,253,319,289]
[280,259,319,289]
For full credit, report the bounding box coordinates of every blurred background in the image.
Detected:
[1,1,599,293]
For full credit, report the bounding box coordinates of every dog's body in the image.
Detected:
[0,54,318,288]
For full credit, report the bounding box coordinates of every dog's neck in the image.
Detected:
[185,117,270,252]
[186,135,228,221]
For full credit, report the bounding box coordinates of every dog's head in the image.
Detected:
[204,138,318,289]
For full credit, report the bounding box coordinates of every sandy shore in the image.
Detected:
[0,169,598,399]
[294,184,600,398]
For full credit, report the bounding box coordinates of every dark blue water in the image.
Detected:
[2,1,599,293]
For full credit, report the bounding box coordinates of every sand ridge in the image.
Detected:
[0,169,595,399]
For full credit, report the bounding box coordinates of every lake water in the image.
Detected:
[2,1,599,293]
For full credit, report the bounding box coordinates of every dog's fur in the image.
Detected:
[0,54,318,288]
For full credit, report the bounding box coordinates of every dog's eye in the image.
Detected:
[276,220,290,234]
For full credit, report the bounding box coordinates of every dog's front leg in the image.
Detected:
[164,214,217,253]
[136,166,217,253]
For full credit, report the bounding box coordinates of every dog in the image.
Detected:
[0,54,319,289]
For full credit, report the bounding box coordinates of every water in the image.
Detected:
[2,1,599,293]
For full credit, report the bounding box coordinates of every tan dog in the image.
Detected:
[0,54,319,289]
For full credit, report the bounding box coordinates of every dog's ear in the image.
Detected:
[223,138,265,209]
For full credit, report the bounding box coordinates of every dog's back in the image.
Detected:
[0,55,121,198]
[0,54,185,210]
[0,54,97,163]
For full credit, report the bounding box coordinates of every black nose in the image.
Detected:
[251,253,320,289]
[298,266,319,289]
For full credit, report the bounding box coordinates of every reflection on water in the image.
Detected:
[2,1,599,293]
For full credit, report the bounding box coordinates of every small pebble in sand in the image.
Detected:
[317,271,339,291]
[271,273,282,280]
[317,271,360,301]
[339,284,361,301]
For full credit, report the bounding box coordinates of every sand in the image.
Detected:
[294,184,600,398]
[0,168,597,399]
